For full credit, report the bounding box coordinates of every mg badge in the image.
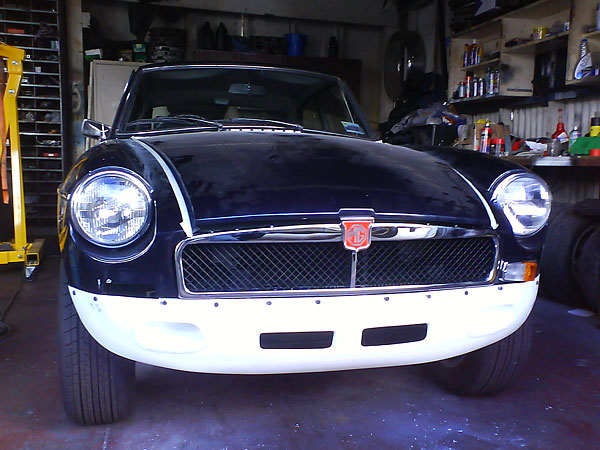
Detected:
[342,218,374,251]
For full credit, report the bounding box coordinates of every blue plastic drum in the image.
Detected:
[286,33,306,56]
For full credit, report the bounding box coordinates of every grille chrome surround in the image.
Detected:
[175,224,499,298]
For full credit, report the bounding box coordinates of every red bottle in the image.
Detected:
[552,109,568,142]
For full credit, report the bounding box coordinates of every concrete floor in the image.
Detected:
[1,250,599,450]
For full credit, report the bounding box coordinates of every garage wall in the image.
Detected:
[83,0,399,126]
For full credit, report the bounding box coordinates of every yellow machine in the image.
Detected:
[0,42,44,280]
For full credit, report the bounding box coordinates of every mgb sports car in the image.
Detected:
[57,64,551,425]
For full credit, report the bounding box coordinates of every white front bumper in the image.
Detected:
[70,279,538,374]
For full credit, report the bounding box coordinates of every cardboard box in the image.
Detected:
[460,123,511,150]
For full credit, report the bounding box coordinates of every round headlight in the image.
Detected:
[491,173,551,236]
[70,169,151,246]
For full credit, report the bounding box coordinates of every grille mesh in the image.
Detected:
[180,237,496,293]
[356,238,496,287]
[182,242,351,292]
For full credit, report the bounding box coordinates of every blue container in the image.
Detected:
[286,33,306,56]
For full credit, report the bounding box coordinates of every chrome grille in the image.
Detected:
[180,237,497,294]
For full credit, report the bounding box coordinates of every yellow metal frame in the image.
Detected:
[0,42,44,273]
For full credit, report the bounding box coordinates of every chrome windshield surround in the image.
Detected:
[174,223,499,299]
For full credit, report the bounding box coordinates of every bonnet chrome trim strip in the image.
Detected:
[133,137,194,237]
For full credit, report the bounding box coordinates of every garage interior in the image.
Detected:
[0,0,599,448]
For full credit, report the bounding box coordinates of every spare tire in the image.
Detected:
[539,205,598,307]
[574,226,600,310]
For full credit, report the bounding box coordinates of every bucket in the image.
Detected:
[286,33,306,56]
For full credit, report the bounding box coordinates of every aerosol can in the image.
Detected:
[480,122,492,153]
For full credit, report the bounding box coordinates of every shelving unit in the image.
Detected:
[449,0,572,104]
[0,0,66,233]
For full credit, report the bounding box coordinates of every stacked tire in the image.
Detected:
[539,200,600,313]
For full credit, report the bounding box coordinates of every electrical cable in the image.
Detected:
[0,276,22,339]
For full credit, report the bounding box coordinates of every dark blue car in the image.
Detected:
[57,64,551,424]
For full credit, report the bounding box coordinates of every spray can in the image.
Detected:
[477,77,485,96]
[480,122,492,153]
[458,81,465,98]
[465,71,473,98]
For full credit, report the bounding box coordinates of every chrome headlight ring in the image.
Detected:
[70,168,152,247]
[491,172,552,237]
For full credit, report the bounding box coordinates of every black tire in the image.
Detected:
[431,318,532,395]
[574,227,600,310]
[58,263,135,425]
[539,205,598,307]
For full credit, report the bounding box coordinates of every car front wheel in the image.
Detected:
[431,318,532,395]
[57,263,135,425]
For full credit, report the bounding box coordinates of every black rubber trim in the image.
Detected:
[260,331,334,349]
[361,324,428,347]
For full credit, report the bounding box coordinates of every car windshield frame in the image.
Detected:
[112,64,376,140]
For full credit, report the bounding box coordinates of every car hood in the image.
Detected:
[137,131,492,227]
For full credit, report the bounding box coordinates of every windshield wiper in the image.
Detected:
[124,115,222,130]
[218,118,303,131]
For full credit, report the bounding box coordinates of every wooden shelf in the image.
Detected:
[449,94,511,104]
[583,29,600,39]
[503,31,569,54]
[459,58,500,71]
[566,75,600,86]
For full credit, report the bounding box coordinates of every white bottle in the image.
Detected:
[569,125,581,148]
[574,39,593,79]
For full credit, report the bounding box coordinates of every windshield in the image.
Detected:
[117,67,371,137]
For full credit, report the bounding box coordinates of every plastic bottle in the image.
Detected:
[569,125,581,148]
[480,122,492,153]
[469,40,477,65]
[485,67,492,95]
[470,40,482,65]
[574,39,592,79]
[492,138,505,157]
[552,109,569,143]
